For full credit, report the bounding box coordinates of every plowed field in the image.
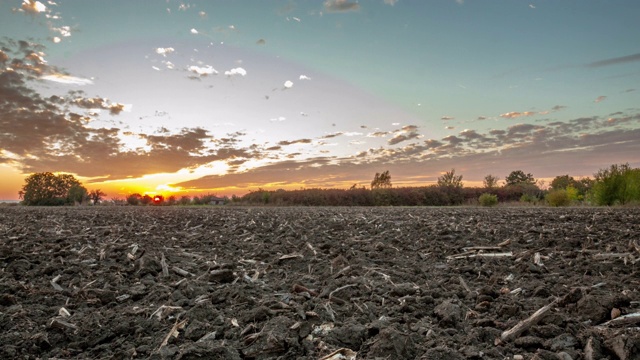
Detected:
[1,206,639,359]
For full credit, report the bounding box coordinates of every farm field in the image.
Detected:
[1,206,639,359]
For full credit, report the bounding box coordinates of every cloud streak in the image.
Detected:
[324,0,360,12]
[586,53,640,68]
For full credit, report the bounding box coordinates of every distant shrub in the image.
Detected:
[478,193,498,207]
[590,164,640,205]
[546,189,571,207]
[565,185,580,202]
[520,193,537,204]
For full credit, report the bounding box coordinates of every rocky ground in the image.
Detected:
[0,206,639,359]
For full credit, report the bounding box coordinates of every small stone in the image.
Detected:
[208,269,234,283]
[611,307,621,319]
[556,351,573,360]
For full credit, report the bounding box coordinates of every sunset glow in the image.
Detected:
[1,1,639,201]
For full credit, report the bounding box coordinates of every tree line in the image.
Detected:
[235,164,639,207]
[17,163,640,207]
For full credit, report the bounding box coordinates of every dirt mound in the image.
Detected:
[1,206,639,359]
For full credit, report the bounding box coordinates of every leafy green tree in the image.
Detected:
[19,172,83,205]
[550,175,575,191]
[550,174,592,201]
[505,170,536,186]
[590,163,640,205]
[483,174,500,189]
[67,184,89,204]
[371,170,392,189]
[89,189,106,205]
[437,169,463,188]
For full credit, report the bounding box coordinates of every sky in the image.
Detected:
[1,0,639,200]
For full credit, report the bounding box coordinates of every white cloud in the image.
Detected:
[51,25,71,37]
[299,75,311,80]
[21,0,47,14]
[270,116,286,122]
[163,61,175,70]
[284,80,293,88]
[384,0,399,5]
[42,74,93,85]
[155,47,175,56]
[190,28,199,34]
[188,65,218,76]
[224,67,247,77]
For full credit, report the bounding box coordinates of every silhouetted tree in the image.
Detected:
[126,193,142,205]
[371,170,392,189]
[19,172,83,205]
[89,189,106,205]
[437,169,463,188]
[505,170,535,186]
[140,194,153,205]
[483,174,500,189]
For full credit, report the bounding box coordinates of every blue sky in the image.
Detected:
[1,0,639,199]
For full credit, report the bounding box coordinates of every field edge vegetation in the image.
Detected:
[13,163,640,207]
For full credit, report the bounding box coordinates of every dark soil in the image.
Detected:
[1,206,639,359]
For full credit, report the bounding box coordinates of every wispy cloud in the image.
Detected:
[586,53,640,68]
[278,138,313,146]
[594,96,607,103]
[324,0,360,13]
[500,111,536,119]
[388,125,421,145]
[42,74,93,85]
